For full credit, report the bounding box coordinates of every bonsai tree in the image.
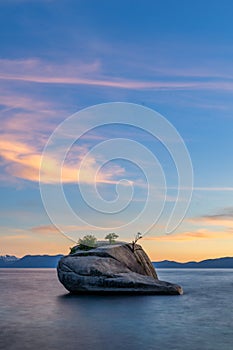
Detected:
[132,232,143,252]
[78,234,97,250]
[105,232,119,244]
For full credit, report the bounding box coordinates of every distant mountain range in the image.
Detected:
[0,255,233,268]
[153,257,233,268]
[0,255,63,268]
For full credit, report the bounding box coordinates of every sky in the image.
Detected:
[0,0,233,261]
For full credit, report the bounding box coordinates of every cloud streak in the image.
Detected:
[144,228,233,242]
[189,208,233,228]
[144,208,233,242]
[0,135,126,184]
[30,224,111,234]
[1,58,233,91]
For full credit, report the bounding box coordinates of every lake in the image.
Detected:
[0,268,232,350]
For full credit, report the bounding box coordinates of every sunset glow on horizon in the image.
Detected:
[1,0,233,262]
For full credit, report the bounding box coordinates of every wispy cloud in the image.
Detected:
[1,58,233,91]
[144,207,233,242]
[30,224,111,234]
[189,208,233,228]
[0,73,198,91]
[0,83,128,185]
[168,186,233,192]
[194,187,233,191]
[144,228,233,242]
[0,91,51,112]
[0,134,126,184]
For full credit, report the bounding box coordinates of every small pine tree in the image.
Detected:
[105,233,119,244]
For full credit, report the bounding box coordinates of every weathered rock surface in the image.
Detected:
[57,243,183,295]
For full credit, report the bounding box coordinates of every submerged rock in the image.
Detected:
[57,243,183,295]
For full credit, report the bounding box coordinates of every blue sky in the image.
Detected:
[0,0,233,261]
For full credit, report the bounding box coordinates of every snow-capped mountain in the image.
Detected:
[0,254,62,267]
[0,255,19,262]
[0,255,19,265]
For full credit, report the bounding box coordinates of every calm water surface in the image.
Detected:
[0,268,232,350]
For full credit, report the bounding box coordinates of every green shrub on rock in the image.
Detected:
[78,235,97,250]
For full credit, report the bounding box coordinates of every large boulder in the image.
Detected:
[57,243,183,295]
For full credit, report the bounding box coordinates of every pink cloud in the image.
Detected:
[0,90,51,111]
[144,228,233,242]
[188,217,233,228]
[0,58,233,91]
[0,72,197,90]
[0,134,126,185]
[30,224,111,234]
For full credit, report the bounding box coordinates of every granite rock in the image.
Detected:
[57,243,183,295]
